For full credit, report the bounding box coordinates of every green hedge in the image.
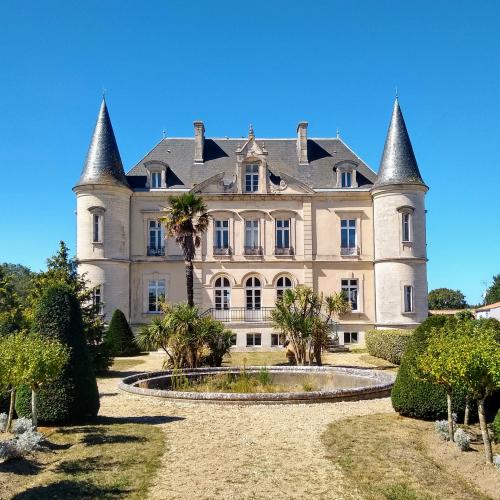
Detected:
[493,409,500,443]
[365,329,413,365]
[105,309,140,357]
[16,284,99,423]
[391,315,468,420]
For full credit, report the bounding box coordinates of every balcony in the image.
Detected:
[244,246,263,256]
[147,246,165,256]
[340,246,360,256]
[213,246,232,256]
[275,246,294,256]
[202,307,274,323]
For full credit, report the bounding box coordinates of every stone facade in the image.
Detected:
[74,98,429,349]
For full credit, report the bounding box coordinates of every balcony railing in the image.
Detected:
[213,246,232,256]
[340,246,360,256]
[147,246,165,256]
[244,246,263,256]
[202,307,275,322]
[275,246,294,256]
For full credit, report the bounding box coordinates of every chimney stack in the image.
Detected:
[194,121,205,163]
[296,121,308,164]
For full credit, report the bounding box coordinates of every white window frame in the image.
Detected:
[403,285,414,313]
[214,219,230,249]
[91,213,103,243]
[276,276,293,300]
[343,332,358,344]
[246,333,262,347]
[148,279,166,313]
[341,278,359,312]
[148,220,165,255]
[275,219,290,249]
[341,171,352,188]
[340,219,357,254]
[245,277,262,311]
[245,164,259,192]
[402,212,412,243]
[214,277,231,311]
[92,285,104,315]
[271,333,283,347]
[244,219,260,249]
[151,171,162,188]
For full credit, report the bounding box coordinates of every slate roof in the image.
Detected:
[374,98,426,189]
[76,99,129,189]
[126,137,377,191]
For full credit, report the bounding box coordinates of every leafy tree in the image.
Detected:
[105,309,140,356]
[16,284,100,423]
[160,193,209,307]
[201,317,233,367]
[27,241,112,372]
[0,264,23,336]
[0,263,35,308]
[484,274,500,305]
[16,333,69,428]
[428,288,468,310]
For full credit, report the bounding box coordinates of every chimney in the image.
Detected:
[296,121,308,164]
[194,121,205,163]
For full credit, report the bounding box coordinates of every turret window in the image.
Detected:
[403,285,414,313]
[245,164,259,192]
[92,285,103,315]
[402,212,411,242]
[92,214,102,243]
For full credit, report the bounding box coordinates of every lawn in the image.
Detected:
[322,413,500,500]
[0,419,165,499]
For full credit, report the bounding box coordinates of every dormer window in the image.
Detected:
[245,164,259,192]
[341,171,352,188]
[151,171,162,188]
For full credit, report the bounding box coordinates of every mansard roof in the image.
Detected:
[126,136,377,190]
[373,99,426,189]
[76,99,129,189]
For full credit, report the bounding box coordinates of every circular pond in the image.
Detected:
[119,366,395,404]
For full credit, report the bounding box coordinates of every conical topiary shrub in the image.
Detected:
[105,309,140,357]
[391,315,467,420]
[16,284,99,423]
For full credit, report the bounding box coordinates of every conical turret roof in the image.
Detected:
[373,98,425,189]
[76,99,129,188]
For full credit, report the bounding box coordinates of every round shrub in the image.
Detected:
[365,329,413,365]
[391,315,468,420]
[16,284,99,423]
[105,309,140,357]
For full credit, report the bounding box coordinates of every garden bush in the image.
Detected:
[454,428,471,451]
[16,284,99,423]
[105,309,140,357]
[391,315,468,420]
[365,329,413,364]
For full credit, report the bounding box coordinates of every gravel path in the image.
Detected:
[99,354,394,500]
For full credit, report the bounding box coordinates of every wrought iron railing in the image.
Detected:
[202,307,275,322]
[213,246,232,256]
[275,246,294,256]
[147,246,165,256]
[340,246,360,256]
[244,246,263,256]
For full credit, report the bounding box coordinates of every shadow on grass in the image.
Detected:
[54,456,118,474]
[0,458,42,475]
[12,480,129,499]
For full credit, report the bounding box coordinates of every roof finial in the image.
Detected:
[336,127,340,138]
[249,123,255,140]
[162,128,166,140]
[395,86,399,101]
[102,87,107,101]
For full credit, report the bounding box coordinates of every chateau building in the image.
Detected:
[74,98,429,349]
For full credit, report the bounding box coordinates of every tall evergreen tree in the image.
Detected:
[0,264,23,336]
[105,309,140,356]
[484,274,500,305]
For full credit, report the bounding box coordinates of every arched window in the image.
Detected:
[245,277,261,311]
[276,276,293,300]
[214,277,231,310]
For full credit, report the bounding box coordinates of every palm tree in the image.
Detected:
[160,193,209,307]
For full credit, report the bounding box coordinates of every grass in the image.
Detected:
[110,358,146,372]
[1,420,165,499]
[223,350,289,366]
[322,413,488,500]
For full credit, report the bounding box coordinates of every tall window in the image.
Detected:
[402,212,411,242]
[245,220,259,248]
[245,277,261,310]
[92,214,102,243]
[214,277,231,310]
[148,279,165,313]
[276,276,292,300]
[151,171,162,188]
[214,220,229,249]
[404,285,413,313]
[148,220,165,256]
[341,219,356,252]
[245,164,259,192]
[92,285,103,315]
[341,171,352,188]
[341,279,358,311]
[275,219,290,249]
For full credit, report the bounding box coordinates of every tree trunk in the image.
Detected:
[477,398,493,463]
[31,389,38,429]
[447,392,454,442]
[185,260,194,307]
[464,396,470,426]
[314,343,322,366]
[7,388,16,432]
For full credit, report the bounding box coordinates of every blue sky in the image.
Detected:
[0,0,499,304]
